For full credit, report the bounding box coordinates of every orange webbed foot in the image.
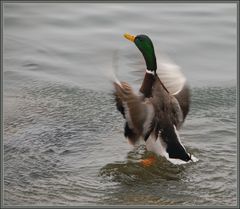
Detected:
[140,156,156,167]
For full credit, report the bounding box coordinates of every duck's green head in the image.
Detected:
[124,33,157,73]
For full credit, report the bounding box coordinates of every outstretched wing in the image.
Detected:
[114,84,140,144]
[157,58,186,95]
[114,91,125,117]
[156,55,190,122]
[173,84,190,122]
[113,82,155,144]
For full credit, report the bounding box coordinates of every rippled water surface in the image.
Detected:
[3,3,237,206]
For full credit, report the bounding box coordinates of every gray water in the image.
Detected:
[3,3,237,206]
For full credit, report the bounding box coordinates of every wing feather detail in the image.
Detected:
[156,56,186,96]
[113,82,155,143]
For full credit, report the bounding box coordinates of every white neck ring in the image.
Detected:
[146,69,155,75]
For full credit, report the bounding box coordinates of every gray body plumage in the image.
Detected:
[113,72,196,164]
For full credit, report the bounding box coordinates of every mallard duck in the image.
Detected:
[113,33,198,165]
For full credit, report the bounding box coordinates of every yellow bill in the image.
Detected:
[124,33,135,42]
